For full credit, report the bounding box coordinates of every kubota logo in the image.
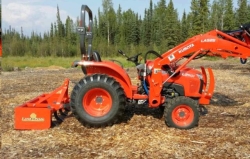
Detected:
[178,44,194,53]
[22,113,45,122]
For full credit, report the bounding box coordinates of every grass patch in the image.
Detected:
[202,56,220,61]
[1,56,136,71]
[2,56,78,71]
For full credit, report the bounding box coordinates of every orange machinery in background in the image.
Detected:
[0,29,2,57]
[0,37,2,57]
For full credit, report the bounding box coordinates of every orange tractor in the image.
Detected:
[15,5,250,130]
[0,27,2,57]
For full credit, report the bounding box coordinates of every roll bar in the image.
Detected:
[77,5,93,61]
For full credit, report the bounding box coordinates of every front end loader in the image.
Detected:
[14,4,250,130]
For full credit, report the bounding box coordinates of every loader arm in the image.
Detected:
[158,29,250,65]
[147,29,250,107]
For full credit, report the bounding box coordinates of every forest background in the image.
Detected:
[2,0,250,58]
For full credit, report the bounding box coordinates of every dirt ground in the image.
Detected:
[1,58,250,159]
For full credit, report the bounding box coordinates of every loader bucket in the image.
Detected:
[14,79,70,130]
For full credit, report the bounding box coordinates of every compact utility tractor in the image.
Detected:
[14,5,250,130]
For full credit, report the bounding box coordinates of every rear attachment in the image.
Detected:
[14,79,70,130]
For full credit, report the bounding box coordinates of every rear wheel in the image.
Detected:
[164,96,199,129]
[70,74,126,127]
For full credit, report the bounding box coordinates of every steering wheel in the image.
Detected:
[117,50,142,66]
[144,50,163,63]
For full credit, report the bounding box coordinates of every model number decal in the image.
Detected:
[178,44,194,53]
[201,39,216,43]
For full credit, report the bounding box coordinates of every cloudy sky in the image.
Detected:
[2,0,237,36]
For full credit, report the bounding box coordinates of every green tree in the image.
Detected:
[236,0,248,26]
[141,9,151,46]
[165,0,180,49]
[101,0,115,46]
[223,0,235,30]
[200,0,209,32]
[180,11,190,42]
[50,23,54,39]
[56,5,64,39]
[189,0,209,35]
[248,4,250,20]
[209,0,220,30]
[190,0,201,36]
[154,0,167,48]
[114,5,122,45]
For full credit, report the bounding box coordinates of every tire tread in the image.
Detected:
[70,74,126,127]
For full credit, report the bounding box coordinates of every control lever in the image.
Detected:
[118,50,129,58]
[118,50,141,66]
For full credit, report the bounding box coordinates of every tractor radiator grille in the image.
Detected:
[199,79,204,94]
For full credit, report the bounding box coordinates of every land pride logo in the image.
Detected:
[22,113,45,122]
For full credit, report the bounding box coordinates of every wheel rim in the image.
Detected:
[172,105,194,127]
[83,88,112,117]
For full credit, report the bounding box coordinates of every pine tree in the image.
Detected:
[181,11,189,42]
[56,5,64,39]
[236,0,248,26]
[142,9,151,46]
[130,13,140,46]
[54,22,58,37]
[248,4,250,20]
[217,0,227,30]
[149,0,154,44]
[190,0,209,35]
[209,0,220,30]
[165,0,180,49]
[50,23,54,39]
[154,0,167,48]
[223,0,235,30]
[200,0,209,32]
[190,0,201,36]
[108,7,116,45]
[114,5,122,45]
[101,0,114,46]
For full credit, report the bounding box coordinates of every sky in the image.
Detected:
[2,0,238,36]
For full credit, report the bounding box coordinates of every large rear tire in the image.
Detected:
[164,96,199,129]
[70,74,126,127]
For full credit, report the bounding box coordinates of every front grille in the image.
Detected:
[199,79,204,94]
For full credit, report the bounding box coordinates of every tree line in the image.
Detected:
[2,0,250,57]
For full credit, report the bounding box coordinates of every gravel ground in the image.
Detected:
[1,59,250,159]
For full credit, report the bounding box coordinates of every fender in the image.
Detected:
[73,60,133,98]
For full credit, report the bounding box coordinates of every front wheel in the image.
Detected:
[164,96,200,129]
[70,74,126,127]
